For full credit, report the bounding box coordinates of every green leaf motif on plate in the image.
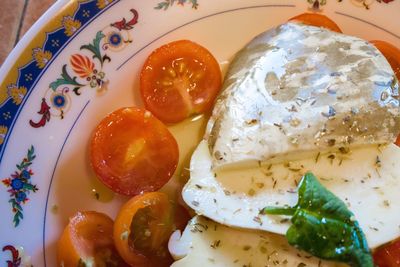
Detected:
[155,0,199,10]
[81,31,110,67]
[49,31,109,96]
[49,64,84,91]
[30,9,139,129]
[309,0,395,10]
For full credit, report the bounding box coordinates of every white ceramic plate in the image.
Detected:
[1,0,400,266]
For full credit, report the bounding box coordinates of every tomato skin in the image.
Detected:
[289,13,342,33]
[90,107,179,196]
[114,192,184,267]
[57,211,128,267]
[173,204,191,232]
[374,239,400,267]
[396,135,400,147]
[140,40,222,123]
[370,40,400,81]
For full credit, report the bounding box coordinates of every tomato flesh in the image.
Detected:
[129,205,170,260]
[57,211,128,267]
[90,107,179,196]
[140,40,222,123]
[289,13,342,33]
[374,239,400,267]
[114,192,186,267]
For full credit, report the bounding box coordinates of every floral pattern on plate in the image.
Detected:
[2,245,21,267]
[155,0,199,10]
[0,0,399,266]
[2,146,37,227]
[29,8,138,128]
[0,0,119,161]
[308,0,396,10]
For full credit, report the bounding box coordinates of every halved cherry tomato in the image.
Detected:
[396,135,400,147]
[140,40,222,123]
[373,238,400,267]
[173,203,191,232]
[90,107,179,196]
[289,13,342,33]
[57,211,128,267]
[113,192,189,267]
[370,40,400,81]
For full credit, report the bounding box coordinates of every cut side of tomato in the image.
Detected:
[114,192,187,267]
[370,40,400,81]
[289,13,342,33]
[374,238,400,267]
[57,211,128,267]
[140,40,222,123]
[90,107,179,196]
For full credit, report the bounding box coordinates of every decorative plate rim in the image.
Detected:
[1,0,400,266]
[0,0,120,166]
[0,0,69,80]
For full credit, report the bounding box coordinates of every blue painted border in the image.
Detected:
[0,0,120,165]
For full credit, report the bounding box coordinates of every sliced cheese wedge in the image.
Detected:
[169,216,343,267]
[206,22,400,170]
[183,140,400,249]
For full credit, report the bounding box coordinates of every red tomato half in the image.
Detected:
[374,239,400,267]
[140,40,222,123]
[90,107,179,196]
[396,135,400,147]
[113,192,190,267]
[57,211,128,267]
[289,13,342,33]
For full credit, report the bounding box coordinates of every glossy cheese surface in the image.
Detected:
[206,23,400,169]
[170,216,343,267]
[183,140,400,249]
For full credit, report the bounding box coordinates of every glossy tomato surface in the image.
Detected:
[289,13,342,33]
[140,40,222,123]
[374,239,400,267]
[90,107,179,196]
[57,211,128,267]
[114,192,187,267]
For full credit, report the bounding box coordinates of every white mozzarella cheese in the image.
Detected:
[183,140,400,249]
[169,216,344,267]
[206,22,400,170]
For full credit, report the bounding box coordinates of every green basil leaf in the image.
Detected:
[261,172,373,267]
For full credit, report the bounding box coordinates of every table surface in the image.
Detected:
[0,0,55,68]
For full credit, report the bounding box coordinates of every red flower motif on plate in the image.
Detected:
[70,54,95,79]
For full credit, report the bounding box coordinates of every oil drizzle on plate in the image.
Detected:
[89,176,115,203]
[161,114,208,200]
